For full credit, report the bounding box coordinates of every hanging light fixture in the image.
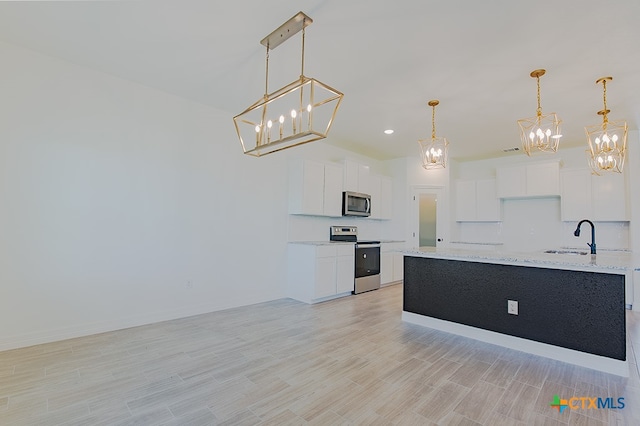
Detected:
[418,100,449,169]
[517,69,562,156]
[233,12,343,157]
[585,76,627,175]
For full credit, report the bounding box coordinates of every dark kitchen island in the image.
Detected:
[402,247,634,376]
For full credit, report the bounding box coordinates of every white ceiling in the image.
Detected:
[1,0,638,162]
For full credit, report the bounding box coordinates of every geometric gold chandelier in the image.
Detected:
[233,12,344,157]
[517,69,562,156]
[585,76,627,175]
[418,100,449,169]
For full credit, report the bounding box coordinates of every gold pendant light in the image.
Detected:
[585,76,627,175]
[517,69,562,155]
[233,12,344,157]
[418,100,449,170]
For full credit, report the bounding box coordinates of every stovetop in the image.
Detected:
[355,240,381,245]
[329,226,379,245]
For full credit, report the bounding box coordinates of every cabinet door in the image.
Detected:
[288,159,324,215]
[336,255,354,294]
[379,177,393,220]
[592,172,628,221]
[455,180,477,221]
[343,160,369,192]
[497,166,525,198]
[561,169,591,221]
[527,162,560,196]
[366,174,381,219]
[323,164,343,217]
[475,179,500,221]
[392,253,404,282]
[380,252,393,284]
[314,257,337,299]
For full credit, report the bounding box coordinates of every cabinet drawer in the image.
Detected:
[316,245,337,258]
[336,244,355,256]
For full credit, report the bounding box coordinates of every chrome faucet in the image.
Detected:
[574,219,596,255]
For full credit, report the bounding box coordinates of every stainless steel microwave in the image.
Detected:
[342,191,371,217]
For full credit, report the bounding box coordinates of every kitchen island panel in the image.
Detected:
[403,256,625,361]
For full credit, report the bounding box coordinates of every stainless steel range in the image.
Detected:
[329,226,380,294]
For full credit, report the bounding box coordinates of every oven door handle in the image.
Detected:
[365,198,370,214]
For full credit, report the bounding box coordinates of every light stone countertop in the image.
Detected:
[403,246,638,273]
[289,240,405,245]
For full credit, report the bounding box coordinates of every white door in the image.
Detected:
[411,186,446,248]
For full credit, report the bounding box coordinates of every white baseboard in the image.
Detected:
[0,296,274,352]
[402,311,629,377]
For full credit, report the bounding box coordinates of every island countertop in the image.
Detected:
[403,246,638,273]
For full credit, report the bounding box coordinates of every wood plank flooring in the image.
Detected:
[1,284,639,425]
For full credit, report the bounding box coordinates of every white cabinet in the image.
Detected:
[343,159,392,220]
[323,163,344,217]
[497,161,560,198]
[496,166,527,198]
[379,177,393,220]
[289,159,343,217]
[561,168,628,221]
[343,159,370,193]
[526,162,561,197]
[455,179,500,222]
[560,169,591,221]
[381,242,404,285]
[591,172,628,221]
[455,180,476,221]
[336,251,355,294]
[287,243,354,304]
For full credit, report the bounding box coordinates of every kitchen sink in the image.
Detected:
[543,249,588,255]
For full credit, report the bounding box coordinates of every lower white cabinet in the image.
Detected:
[287,243,354,304]
[381,242,404,285]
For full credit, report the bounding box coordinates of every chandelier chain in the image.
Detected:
[264,43,270,97]
[301,24,305,77]
[431,104,436,140]
[536,75,542,117]
[602,78,609,124]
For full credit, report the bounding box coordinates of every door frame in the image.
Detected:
[410,185,448,248]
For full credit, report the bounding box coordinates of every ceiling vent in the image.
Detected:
[503,147,521,152]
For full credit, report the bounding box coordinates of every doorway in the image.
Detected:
[411,186,446,248]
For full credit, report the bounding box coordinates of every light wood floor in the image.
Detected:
[1,284,639,425]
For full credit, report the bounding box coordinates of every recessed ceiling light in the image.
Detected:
[384,129,394,135]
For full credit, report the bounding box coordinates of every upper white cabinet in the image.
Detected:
[289,158,392,219]
[455,179,500,222]
[343,159,392,220]
[497,161,560,198]
[289,159,343,217]
[378,177,393,220]
[323,163,344,217]
[561,168,628,221]
[343,160,370,193]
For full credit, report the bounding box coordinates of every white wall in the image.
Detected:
[0,41,404,351]
[0,41,409,351]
